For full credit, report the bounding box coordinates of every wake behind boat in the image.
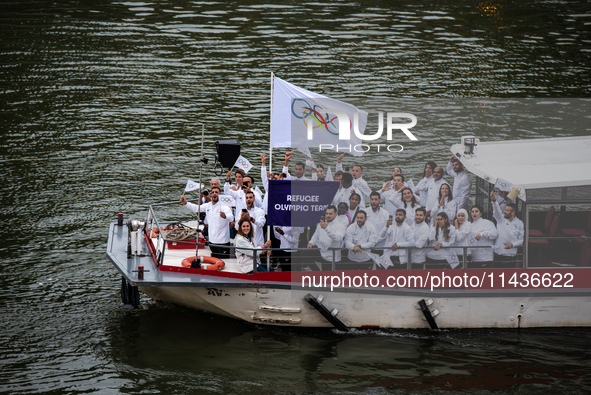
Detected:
[106,135,591,329]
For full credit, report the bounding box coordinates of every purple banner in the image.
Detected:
[267,179,340,226]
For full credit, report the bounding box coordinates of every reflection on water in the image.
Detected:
[104,303,591,393]
[1,0,591,393]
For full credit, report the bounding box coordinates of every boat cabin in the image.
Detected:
[452,136,591,268]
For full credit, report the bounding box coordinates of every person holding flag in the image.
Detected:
[260,152,290,214]
[335,154,372,199]
[234,190,266,248]
[180,187,234,258]
[224,170,263,214]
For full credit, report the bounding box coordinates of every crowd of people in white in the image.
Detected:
[180,151,524,273]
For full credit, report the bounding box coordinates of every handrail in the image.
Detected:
[144,202,527,271]
[529,235,588,240]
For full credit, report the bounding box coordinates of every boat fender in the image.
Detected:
[418,299,439,330]
[121,277,140,309]
[181,256,225,271]
[304,294,349,331]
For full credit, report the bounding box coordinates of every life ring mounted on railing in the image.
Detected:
[181,256,225,271]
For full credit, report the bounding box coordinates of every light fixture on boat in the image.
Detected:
[461,135,477,155]
[130,220,144,231]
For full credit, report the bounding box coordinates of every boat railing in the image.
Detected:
[142,201,528,271]
[145,201,207,266]
[294,245,513,271]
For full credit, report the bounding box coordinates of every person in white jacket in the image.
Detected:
[410,208,430,264]
[469,205,498,264]
[395,187,422,227]
[446,155,472,211]
[428,183,457,222]
[414,161,437,207]
[234,191,266,247]
[366,192,391,251]
[335,154,371,199]
[332,172,364,208]
[307,206,346,267]
[181,187,234,258]
[453,208,472,259]
[427,212,457,264]
[490,191,524,261]
[223,171,263,215]
[380,209,414,265]
[380,174,405,215]
[259,152,290,214]
[344,210,377,269]
[425,167,446,218]
[273,225,295,272]
[235,218,272,274]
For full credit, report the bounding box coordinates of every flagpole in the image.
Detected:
[267,72,274,247]
[269,71,274,175]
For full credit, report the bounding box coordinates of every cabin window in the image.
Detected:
[526,203,591,268]
[528,186,591,203]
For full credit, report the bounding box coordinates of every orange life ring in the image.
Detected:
[181,256,225,271]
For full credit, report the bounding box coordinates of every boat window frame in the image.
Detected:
[524,201,591,269]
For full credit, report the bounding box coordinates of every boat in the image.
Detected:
[106,135,591,329]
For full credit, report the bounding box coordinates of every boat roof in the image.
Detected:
[451,136,591,197]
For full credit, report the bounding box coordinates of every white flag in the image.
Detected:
[185,179,203,192]
[368,251,394,269]
[315,230,333,251]
[254,185,264,200]
[297,147,312,158]
[218,195,236,207]
[270,76,368,156]
[494,178,513,192]
[446,252,460,269]
[234,155,253,173]
[325,167,333,181]
[305,159,317,170]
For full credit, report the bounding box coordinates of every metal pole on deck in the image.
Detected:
[193,123,206,267]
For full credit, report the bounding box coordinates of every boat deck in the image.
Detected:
[106,222,292,287]
[155,238,242,272]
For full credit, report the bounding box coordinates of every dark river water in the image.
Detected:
[1,0,591,393]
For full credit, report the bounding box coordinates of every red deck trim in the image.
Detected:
[158,264,294,282]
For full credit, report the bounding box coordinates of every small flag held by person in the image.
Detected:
[368,251,394,269]
[446,252,460,269]
[494,178,513,192]
[297,147,312,158]
[234,155,254,173]
[185,179,203,192]
[218,195,236,207]
[254,185,264,199]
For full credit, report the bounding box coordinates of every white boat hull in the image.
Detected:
[139,283,591,329]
